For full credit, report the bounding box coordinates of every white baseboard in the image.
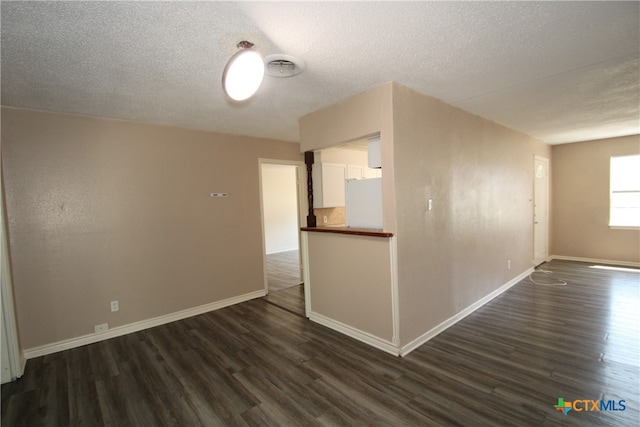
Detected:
[549,255,640,268]
[266,247,299,255]
[308,311,400,356]
[23,289,266,360]
[399,268,533,357]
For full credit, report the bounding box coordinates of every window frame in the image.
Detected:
[609,154,640,229]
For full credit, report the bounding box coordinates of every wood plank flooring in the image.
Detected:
[262,284,305,318]
[2,260,639,426]
[266,250,302,292]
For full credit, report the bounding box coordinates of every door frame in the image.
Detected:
[258,159,307,296]
[533,155,550,267]
[1,179,24,383]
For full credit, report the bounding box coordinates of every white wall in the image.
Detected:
[261,164,299,254]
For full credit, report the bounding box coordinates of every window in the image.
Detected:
[610,154,640,227]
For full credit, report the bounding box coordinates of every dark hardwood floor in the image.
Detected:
[2,260,638,426]
[263,284,305,318]
[265,250,302,292]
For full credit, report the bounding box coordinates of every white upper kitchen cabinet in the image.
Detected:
[367,136,382,169]
[312,162,347,208]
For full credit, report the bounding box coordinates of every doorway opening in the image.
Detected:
[259,160,306,317]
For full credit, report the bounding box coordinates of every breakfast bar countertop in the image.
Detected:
[301,226,393,238]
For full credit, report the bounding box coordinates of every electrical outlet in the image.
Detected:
[94,323,109,333]
[110,300,119,312]
[507,260,511,270]
[323,215,328,224]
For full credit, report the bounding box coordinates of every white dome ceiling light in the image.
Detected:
[222,41,265,102]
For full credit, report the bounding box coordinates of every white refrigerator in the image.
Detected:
[345,177,383,229]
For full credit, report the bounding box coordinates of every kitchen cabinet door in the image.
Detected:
[313,163,346,208]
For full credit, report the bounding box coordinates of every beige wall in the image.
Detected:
[551,135,640,263]
[299,84,398,350]
[391,84,550,345]
[300,82,397,233]
[305,232,394,342]
[300,84,391,152]
[299,82,553,350]
[1,107,302,349]
[316,145,368,165]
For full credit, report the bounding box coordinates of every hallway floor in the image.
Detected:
[266,250,301,292]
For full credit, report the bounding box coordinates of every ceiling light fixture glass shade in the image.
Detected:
[222,41,265,102]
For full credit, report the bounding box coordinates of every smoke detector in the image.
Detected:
[264,54,305,78]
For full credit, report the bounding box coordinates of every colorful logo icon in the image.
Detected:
[554,397,626,416]
[554,398,572,415]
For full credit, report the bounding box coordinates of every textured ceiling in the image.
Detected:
[1,1,638,144]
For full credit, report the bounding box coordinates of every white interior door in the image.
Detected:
[533,156,549,266]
